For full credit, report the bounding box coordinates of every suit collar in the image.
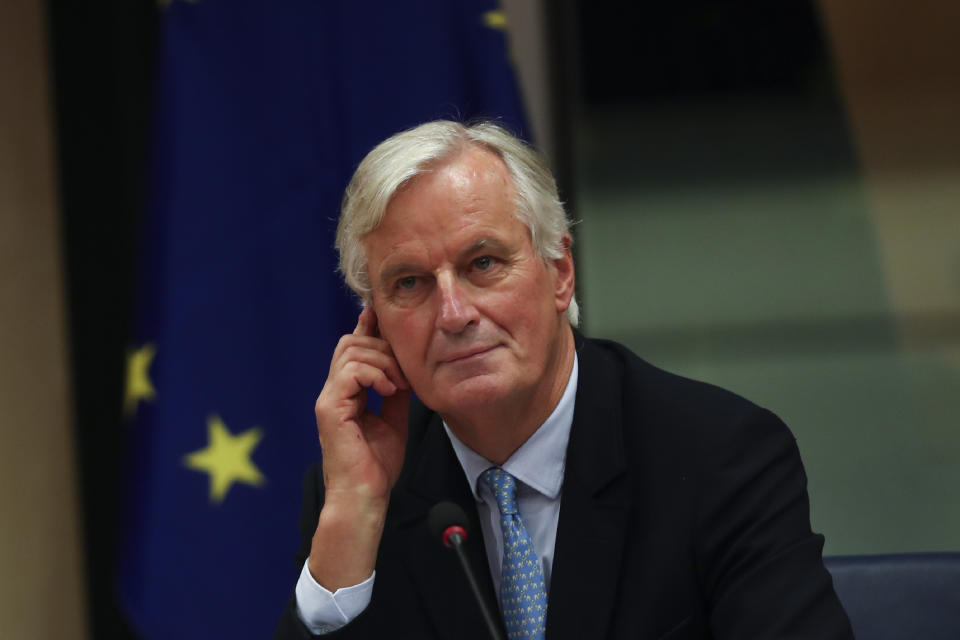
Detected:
[545,333,631,639]
[566,330,628,491]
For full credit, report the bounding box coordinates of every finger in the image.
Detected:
[336,345,409,391]
[316,365,396,443]
[356,308,407,387]
[353,306,378,338]
[335,360,398,399]
[319,356,398,414]
[329,335,408,390]
[330,333,393,367]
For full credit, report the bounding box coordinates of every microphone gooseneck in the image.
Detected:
[427,502,504,640]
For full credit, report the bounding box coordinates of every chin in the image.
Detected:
[424,372,514,415]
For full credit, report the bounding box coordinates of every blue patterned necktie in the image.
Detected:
[481,467,548,640]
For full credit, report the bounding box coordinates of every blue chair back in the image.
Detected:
[825,553,960,640]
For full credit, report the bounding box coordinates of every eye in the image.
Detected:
[473,255,493,271]
[397,276,418,290]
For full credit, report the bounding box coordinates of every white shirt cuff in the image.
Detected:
[294,559,375,634]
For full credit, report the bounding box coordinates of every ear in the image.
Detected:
[552,234,576,314]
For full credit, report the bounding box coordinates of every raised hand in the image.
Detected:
[308,307,411,590]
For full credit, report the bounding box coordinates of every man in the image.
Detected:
[274,121,852,639]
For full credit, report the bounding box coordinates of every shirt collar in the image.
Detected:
[444,353,578,501]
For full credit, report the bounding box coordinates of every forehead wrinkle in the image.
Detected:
[375,239,427,278]
[366,147,522,287]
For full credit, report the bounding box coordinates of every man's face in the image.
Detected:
[362,146,574,422]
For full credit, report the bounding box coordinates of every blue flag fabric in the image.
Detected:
[118,1,528,638]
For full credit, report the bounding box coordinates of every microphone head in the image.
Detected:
[428,501,469,547]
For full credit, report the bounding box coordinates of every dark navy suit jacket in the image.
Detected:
[274,334,853,639]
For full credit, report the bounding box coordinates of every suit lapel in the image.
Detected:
[546,336,631,640]
[391,412,506,639]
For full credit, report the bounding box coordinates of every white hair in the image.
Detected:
[336,120,579,326]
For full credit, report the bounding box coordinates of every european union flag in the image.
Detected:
[118,1,528,638]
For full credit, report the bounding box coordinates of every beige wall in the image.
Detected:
[820,0,960,355]
[0,1,88,638]
[501,0,553,162]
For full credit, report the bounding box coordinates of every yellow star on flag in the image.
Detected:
[125,344,157,417]
[184,415,265,503]
[483,9,507,31]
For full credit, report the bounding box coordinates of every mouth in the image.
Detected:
[439,345,499,363]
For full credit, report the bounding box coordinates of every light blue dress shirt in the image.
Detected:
[295,355,578,634]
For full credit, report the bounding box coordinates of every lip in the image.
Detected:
[439,345,499,363]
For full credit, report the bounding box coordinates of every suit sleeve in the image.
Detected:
[273,465,325,639]
[273,466,388,639]
[693,407,853,639]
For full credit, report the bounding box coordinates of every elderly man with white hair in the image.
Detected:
[273,121,853,640]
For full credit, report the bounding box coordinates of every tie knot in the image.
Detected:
[481,467,518,516]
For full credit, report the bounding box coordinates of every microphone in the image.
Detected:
[428,502,504,640]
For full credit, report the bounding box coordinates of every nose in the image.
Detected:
[436,272,478,334]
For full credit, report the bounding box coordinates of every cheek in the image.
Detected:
[498,275,553,328]
[379,310,430,364]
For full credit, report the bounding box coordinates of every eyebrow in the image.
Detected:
[376,237,512,286]
[378,263,421,286]
[462,237,509,258]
